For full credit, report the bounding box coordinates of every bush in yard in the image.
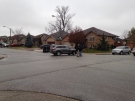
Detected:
[96,34,110,51]
[25,33,33,48]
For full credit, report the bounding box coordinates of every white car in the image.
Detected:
[2,43,10,47]
[112,46,131,55]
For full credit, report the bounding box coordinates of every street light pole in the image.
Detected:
[3,26,12,47]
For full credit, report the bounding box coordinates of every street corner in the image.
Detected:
[0,91,79,101]
[0,54,5,60]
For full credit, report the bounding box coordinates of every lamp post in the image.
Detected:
[3,26,12,47]
[52,15,62,45]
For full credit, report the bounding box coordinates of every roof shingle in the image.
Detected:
[83,27,118,37]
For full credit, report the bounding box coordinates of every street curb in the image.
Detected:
[0,90,79,101]
[0,57,4,59]
[96,53,111,55]
[0,55,4,60]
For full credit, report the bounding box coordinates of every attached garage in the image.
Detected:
[47,42,55,45]
[63,42,70,46]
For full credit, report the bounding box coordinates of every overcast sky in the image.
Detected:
[0,0,135,37]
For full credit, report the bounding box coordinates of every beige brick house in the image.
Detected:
[34,34,49,46]
[46,31,69,45]
[45,27,118,48]
[12,34,26,45]
[84,27,118,48]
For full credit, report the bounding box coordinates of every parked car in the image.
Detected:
[42,44,50,52]
[132,47,135,56]
[2,43,10,47]
[112,46,131,55]
[50,45,76,56]
[11,44,20,47]
[0,43,2,48]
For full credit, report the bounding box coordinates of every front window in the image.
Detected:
[89,44,94,48]
[90,36,94,42]
[106,37,108,41]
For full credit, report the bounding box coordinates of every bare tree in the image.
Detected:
[121,30,129,39]
[12,28,23,35]
[45,6,75,34]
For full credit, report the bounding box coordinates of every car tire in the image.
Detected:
[112,53,115,55]
[128,51,131,55]
[53,53,57,56]
[57,51,61,56]
[119,51,123,55]
[72,51,75,55]
[133,53,135,56]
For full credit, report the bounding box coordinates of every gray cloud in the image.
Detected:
[0,0,135,37]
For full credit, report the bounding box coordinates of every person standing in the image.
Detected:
[75,44,80,57]
[78,44,83,56]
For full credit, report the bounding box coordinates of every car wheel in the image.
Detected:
[72,51,75,55]
[112,53,115,55]
[53,53,57,56]
[119,51,123,55]
[133,53,135,56]
[128,51,131,55]
[43,50,45,53]
[57,51,61,56]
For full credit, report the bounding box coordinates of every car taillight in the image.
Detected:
[52,48,55,50]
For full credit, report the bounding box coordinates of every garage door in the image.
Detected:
[64,42,71,46]
[47,42,55,45]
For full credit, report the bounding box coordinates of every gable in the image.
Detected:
[83,27,118,37]
[46,36,56,41]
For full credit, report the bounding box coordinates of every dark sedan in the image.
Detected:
[41,44,50,52]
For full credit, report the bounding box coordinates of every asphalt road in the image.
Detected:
[0,48,135,101]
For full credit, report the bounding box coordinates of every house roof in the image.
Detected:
[34,33,48,38]
[12,34,25,41]
[50,31,69,40]
[0,36,8,42]
[83,27,118,37]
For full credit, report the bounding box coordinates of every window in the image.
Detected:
[57,46,65,48]
[106,37,108,41]
[90,36,94,42]
[89,44,94,48]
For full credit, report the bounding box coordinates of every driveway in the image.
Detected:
[0,48,135,101]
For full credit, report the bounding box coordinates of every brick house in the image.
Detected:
[12,34,26,45]
[46,31,69,45]
[114,38,125,48]
[83,27,118,48]
[0,36,8,43]
[33,34,49,46]
[124,38,135,49]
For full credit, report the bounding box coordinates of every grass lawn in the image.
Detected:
[10,46,40,50]
[83,48,111,53]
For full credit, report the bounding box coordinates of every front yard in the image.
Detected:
[83,48,111,53]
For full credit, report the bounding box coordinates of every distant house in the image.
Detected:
[33,33,49,46]
[124,37,135,49]
[0,36,8,43]
[114,37,125,47]
[12,34,26,45]
[46,31,69,45]
[83,27,118,48]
